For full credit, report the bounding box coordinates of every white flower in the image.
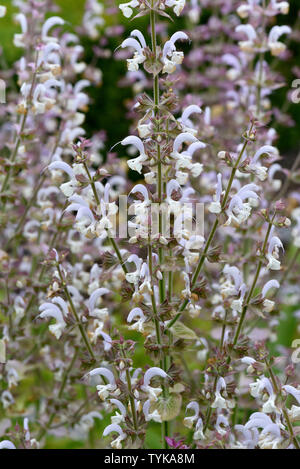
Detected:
[188,0,201,23]
[246,413,282,449]
[166,0,186,16]
[234,425,259,449]
[262,280,280,312]
[259,431,282,449]
[0,6,6,17]
[48,161,79,197]
[38,298,68,339]
[121,136,148,174]
[0,440,16,450]
[237,5,251,18]
[88,288,110,317]
[250,379,263,399]
[103,424,126,449]
[209,173,223,214]
[31,80,61,115]
[121,30,146,71]
[110,399,127,424]
[138,123,152,138]
[65,195,97,237]
[231,284,246,314]
[127,307,147,332]
[268,25,291,56]
[144,171,156,184]
[141,367,169,402]
[250,377,279,413]
[226,184,260,226]
[162,32,189,74]
[74,411,103,437]
[119,0,139,18]
[266,255,281,270]
[291,207,300,247]
[221,265,243,297]
[193,417,205,440]
[92,330,112,350]
[125,254,144,285]
[171,133,205,183]
[263,299,275,313]
[179,104,202,135]
[95,184,119,237]
[143,400,162,423]
[184,401,199,429]
[13,13,28,48]
[42,16,65,43]
[215,414,229,436]
[288,405,300,422]
[96,384,116,401]
[188,303,201,318]
[211,377,234,410]
[262,394,278,414]
[7,368,20,390]
[271,1,289,15]
[82,1,104,39]
[1,390,14,409]
[87,368,117,401]
[235,24,257,53]
[241,357,257,374]
[14,295,26,323]
[266,236,284,271]
[282,385,300,405]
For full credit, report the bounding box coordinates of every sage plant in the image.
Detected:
[0,0,300,451]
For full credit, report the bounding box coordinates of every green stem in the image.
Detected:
[256,52,264,119]
[19,204,67,327]
[167,127,253,329]
[148,246,164,371]
[57,264,95,361]
[266,359,300,449]
[120,348,139,435]
[15,136,62,235]
[168,250,173,300]
[150,8,165,304]
[150,5,168,448]
[82,161,128,276]
[1,112,27,198]
[83,161,100,205]
[109,237,128,275]
[1,53,39,207]
[37,348,78,441]
[231,219,273,350]
[203,376,218,433]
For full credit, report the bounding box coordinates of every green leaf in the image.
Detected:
[170,321,198,340]
[151,393,182,422]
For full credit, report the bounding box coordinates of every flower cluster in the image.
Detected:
[0,0,299,451]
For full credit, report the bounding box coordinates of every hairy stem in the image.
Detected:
[1,53,39,207]
[37,348,78,440]
[231,218,273,350]
[83,161,128,275]
[168,127,253,329]
[265,359,300,449]
[57,264,95,361]
[150,4,169,448]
